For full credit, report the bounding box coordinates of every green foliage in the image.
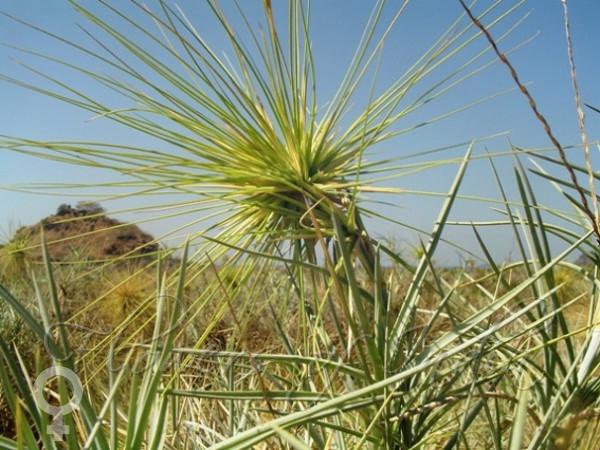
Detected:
[1,0,600,449]
[0,233,31,282]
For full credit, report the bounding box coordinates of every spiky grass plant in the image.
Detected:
[6,0,600,449]
[0,0,532,374]
[1,0,528,264]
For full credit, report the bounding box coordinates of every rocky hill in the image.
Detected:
[9,202,159,262]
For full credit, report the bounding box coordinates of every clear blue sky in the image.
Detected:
[2,0,600,264]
